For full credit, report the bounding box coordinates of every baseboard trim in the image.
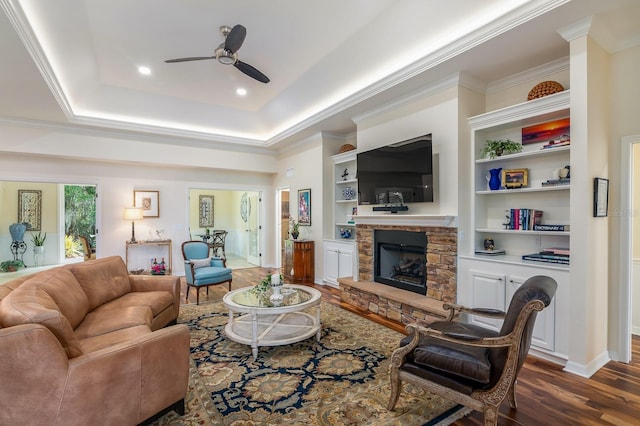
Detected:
[563,350,610,378]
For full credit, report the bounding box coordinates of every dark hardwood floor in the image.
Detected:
[180,267,640,425]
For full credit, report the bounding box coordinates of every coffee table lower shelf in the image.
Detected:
[225,311,321,359]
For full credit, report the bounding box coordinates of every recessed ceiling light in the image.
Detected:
[138,66,151,76]
[236,88,247,96]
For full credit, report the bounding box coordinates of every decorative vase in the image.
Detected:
[33,246,45,267]
[291,231,299,240]
[9,223,27,242]
[487,168,502,191]
[342,187,356,200]
[483,238,495,250]
[269,285,284,305]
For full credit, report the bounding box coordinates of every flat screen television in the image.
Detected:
[357,134,433,208]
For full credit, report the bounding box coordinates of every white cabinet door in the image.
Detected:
[323,245,340,285]
[338,250,353,279]
[506,276,556,351]
[469,270,505,332]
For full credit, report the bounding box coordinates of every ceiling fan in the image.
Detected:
[165,24,270,84]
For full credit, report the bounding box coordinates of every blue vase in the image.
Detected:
[9,223,27,242]
[487,168,502,191]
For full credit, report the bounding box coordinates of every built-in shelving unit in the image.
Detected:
[458,90,571,363]
[332,151,358,241]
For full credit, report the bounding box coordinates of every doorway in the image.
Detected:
[63,184,97,262]
[188,188,261,269]
[620,134,640,363]
[276,187,290,268]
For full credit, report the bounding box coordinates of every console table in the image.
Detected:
[284,240,314,284]
[125,239,172,274]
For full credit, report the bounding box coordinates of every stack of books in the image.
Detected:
[522,247,570,265]
[475,248,506,256]
[541,139,570,150]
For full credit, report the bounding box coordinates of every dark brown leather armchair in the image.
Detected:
[388,275,557,425]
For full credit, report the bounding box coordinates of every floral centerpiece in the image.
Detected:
[290,219,300,240]
[250,271,284,295]
[151,260,166,275]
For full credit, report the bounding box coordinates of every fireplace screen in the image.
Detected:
[374,230,427,295]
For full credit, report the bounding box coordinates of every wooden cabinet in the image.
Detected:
[284,240,315,284]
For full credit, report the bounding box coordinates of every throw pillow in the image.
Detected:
[191,258,211,269]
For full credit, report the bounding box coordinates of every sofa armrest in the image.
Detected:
[0,324,71,425]
[64,324,190,424]
[130,275,181,314]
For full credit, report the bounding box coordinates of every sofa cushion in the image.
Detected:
[78,324,151,354]
[0,267,88,358]
[97,291,174,318]
[69,256,132,310]
[74,305,153,340]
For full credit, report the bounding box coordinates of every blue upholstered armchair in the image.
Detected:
[181,241,233,305]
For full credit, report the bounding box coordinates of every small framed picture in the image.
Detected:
[199,195,214,227]
[502,168,529,189]
[133,190,159,217]
[298,188,311,226]
[594,177,609,217]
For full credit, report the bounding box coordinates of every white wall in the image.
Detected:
[354,85,461,216]
[0,152,273,276]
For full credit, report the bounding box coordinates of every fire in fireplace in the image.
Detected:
[374,229,427,295]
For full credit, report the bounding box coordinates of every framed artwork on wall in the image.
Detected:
[594,177,609,217]
[134,190,159,218]
[298,188,311,226]
[199,195,215,227]
[18,189,42,231]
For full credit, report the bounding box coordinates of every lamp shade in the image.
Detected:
[123,207,143,221]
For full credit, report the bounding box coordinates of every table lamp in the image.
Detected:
[123,207,144,243]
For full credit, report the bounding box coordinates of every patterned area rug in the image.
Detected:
[152,300,471,425]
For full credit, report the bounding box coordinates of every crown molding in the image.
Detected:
[486,57,570,94]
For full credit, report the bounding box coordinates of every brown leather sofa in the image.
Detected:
[0,256,190,425]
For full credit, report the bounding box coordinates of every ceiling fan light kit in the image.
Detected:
[165,24,269,83]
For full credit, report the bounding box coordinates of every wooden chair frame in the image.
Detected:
[388,299,546,426]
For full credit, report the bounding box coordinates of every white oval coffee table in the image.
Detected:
[222,284,322,360]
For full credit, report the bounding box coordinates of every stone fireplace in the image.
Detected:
[338,215,457,327]
[374,229,427,295]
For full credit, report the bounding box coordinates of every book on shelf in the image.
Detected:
[533,224,570,231]
[541,140,570,149]
[522,253,570,265]
[541,178,570,187]
[506,208,543,231]
[475,248,506,256]
[542,247,570,256]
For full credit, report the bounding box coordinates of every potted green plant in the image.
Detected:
[0,260,25,272]
[481,139,522,159]
[31,231,47,247]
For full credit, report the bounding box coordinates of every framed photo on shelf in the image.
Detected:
[133,190,159,217]
[594,177,609,217]
[298,188,311,226]
[199,195,215,227]
[18,189,42,231]
[502,168,529,188]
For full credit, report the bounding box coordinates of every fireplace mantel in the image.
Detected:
[354,214,457,227]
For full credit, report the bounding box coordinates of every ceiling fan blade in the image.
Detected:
[164,56,215,63]
[225,24,246,54]
[235,60,270,83]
